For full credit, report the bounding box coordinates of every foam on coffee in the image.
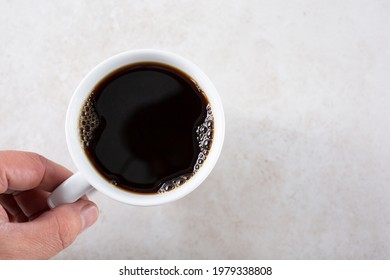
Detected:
[80,97,100,147]
[158,104,213,193]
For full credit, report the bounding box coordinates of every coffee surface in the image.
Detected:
[80,63,211,193]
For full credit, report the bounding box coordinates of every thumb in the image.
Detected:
[6,200,99,259]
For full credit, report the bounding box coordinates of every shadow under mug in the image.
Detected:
[47,49,225,207]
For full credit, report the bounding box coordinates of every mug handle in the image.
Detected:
[47,172,95,208]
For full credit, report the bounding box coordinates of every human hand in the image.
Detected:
[0,151,99,259]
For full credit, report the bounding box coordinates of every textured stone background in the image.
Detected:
[0,0,389,259]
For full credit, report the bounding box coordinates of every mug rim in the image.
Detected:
[66,49,225,206]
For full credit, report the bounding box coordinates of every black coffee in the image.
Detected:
[79,63,213,194]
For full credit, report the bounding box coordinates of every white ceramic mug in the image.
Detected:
[47,49,225,207]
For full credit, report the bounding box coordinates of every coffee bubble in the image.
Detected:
[158,104,214,193]
[158,174,192,193]
[80,98,100,147]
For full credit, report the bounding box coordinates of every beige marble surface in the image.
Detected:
[1,0,390,259]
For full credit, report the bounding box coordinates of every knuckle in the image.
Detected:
[57,224,74,249]
[26,153,48,182]
[35,153,49,169]
[52,211,79,250]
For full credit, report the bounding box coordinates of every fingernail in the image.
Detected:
[81,204,99,230]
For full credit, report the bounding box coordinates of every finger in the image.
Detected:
[0,194,28,222]
[0,205,9,223]
[2,199,99,259]
[12,189,50,219]
[0,151,72,193]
